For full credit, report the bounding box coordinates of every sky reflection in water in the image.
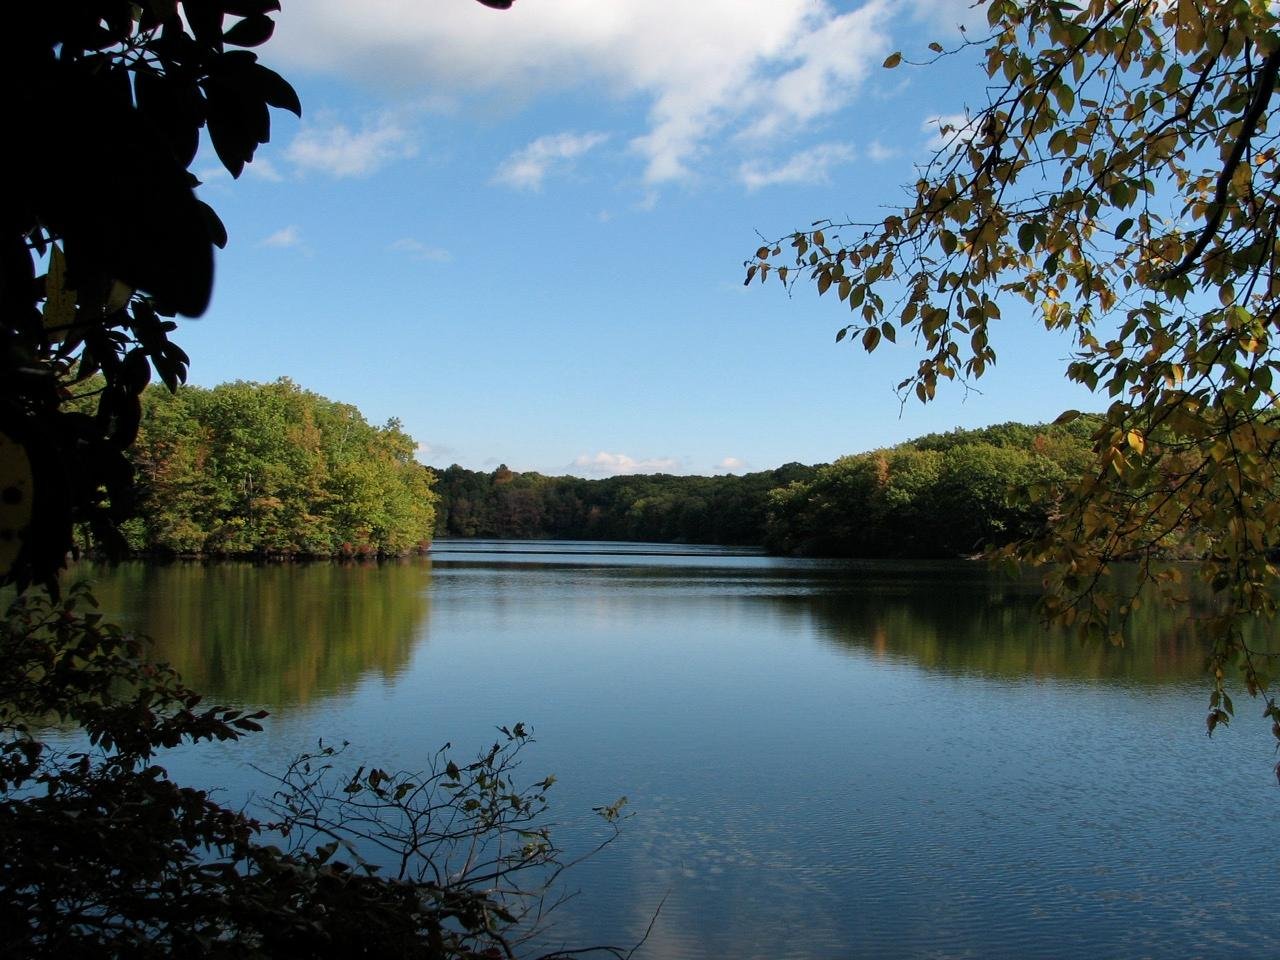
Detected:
[79,542,1280,959]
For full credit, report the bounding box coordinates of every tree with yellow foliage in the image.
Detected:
[749,0,1280,757]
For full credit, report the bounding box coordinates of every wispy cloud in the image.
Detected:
[247,157,285,182]
[258,225,303,249]
[739,142,857,191]
[197,156,284,184]
[571,451,682,477]
[389,238,452,262]
[273,0,896,185]
[909,0,987,35]
[715,457,748,473]
[922,111,976,149]
[739,6,892,142]
[416,441,458,463]
[493,132,609,191]
[866,139,898,162]
[286,114,417,178]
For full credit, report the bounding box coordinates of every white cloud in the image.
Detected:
[739,5,892,142]
[196,164,230,184]
[416,441,458,463]
[389,238,453,262]
[248,157,285,182]
[285,114,417,178]
[715,457,748,473]
[922,111,976,149]
[571,451,682,477]
[493,132,609,191]
[739,142,857,191]
[259,225,303,248]
[273,1,896,184]
[909,0,987,36]
[866,139,898,162]
[197,156,284,183]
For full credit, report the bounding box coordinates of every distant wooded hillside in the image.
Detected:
[432,462,818,546]
[432,419,1097,557]
[106,385,1096,560]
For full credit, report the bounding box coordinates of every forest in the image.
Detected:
[115,376,1095,560]
[432,460,818,546]
[116,378,436,558]
[431,418,1097,557]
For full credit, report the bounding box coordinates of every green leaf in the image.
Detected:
[1054,83,1076,113]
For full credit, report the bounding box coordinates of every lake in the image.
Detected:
[78,540,1280,959]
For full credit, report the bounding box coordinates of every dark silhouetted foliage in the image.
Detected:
[1,0,299,593]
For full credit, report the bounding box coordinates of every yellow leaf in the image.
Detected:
[42,245,77,339]
[106,280,134,314]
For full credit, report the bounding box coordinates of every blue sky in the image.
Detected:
[186,0,1097,477]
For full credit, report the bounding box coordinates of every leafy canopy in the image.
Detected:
[125,378,437,557]
[749,0,1280,751]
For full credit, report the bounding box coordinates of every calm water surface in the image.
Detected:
[79,541,1279,959]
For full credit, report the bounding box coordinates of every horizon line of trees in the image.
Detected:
[106,379,1099,561]
[432,418,1098,557]
[102,376,1104,561]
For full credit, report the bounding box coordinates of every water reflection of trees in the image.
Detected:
[757,562,1232,683]
[80,560,432,707]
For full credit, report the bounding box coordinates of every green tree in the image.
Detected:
[930,442,1067,555]
[749,0,1280,750]
[125,379,436,557]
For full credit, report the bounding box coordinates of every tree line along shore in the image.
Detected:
[112,378,1098,560]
